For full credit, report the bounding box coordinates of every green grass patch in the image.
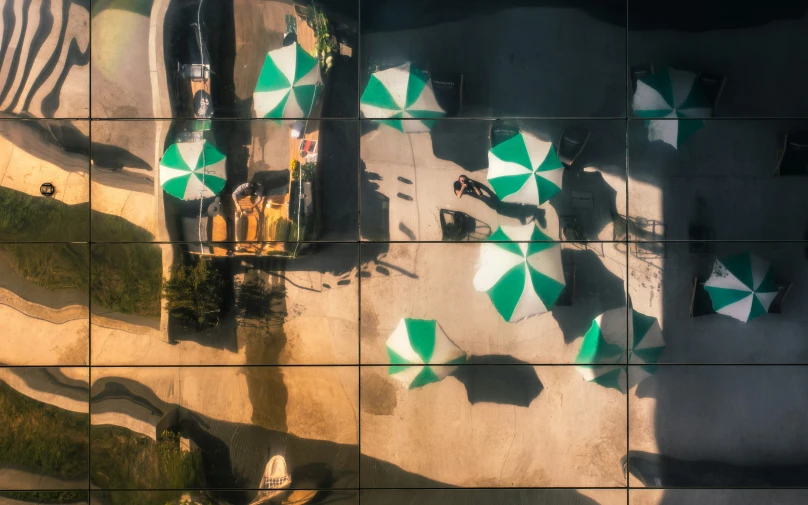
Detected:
[91,243,163,318]
[0,187,162,318]
[0,380,89,479]
[91,427,203,495]
[0,491,88,504]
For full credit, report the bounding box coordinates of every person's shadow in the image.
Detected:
[470,180,547,228]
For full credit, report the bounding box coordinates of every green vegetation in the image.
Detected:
[0,491,87,504]
[91,427,203,496]
[235,278,287,326]
[0,186,89,242]
[0,380,88,479]
[0,187,161,318]
[163,259,223,331]
[91,243,163,318]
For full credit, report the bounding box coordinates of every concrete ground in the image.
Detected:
[0,249,88,366]
[628,120,808,241]
[360,4,626,118]
[90,366,358,446]
[360,120,626,242]
[360,242,627,363]
[360,365,626,487]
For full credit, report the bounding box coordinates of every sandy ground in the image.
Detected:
[90,366,358,445]
[0,121,88,206]
[0,253,88,366]
[360,365,626,487]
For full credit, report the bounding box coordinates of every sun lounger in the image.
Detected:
[429,71,464,117]
[488,124,520,149]
[774,132,808,176]
[630,64,655,92]
[557,128,590,166]
[697,72,726,115]
[689,277,716,318]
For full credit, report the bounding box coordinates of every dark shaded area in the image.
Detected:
[450,356,543,407]
[625,451,808,487]
[361,0,626,32]
[430,119,490,172]
[359,160,391,244]
[548,168,618,241]
[629,0,808,31]
[551,248,627,343]
[317,121,359,240]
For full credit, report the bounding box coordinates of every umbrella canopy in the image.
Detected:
[473,223,566,323]
[632,67,712,148]
[575,307,665,393]
[360,62,446,133]
[705,252,779,322]
[159,139,226,201]
[487,131,564,206]
[253,42,322,120]
[386,318,466,389]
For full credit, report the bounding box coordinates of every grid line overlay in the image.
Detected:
[0,0,806,503]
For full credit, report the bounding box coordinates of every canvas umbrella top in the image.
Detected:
[386,318,466,389]
[632,67,712,119]
[575,306,665,393]
[487,130,564,206]
[253,42,322,120]
[360,62,446,133]
[159,139,226,201]
[704,252,779,322]
[473,223,566,323]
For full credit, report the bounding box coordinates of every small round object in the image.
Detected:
[207,201,222,217]
[40,182,55,197]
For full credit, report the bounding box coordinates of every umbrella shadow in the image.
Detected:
[430,120,490,172]
[548,167,618,240]
[551,248,627,344]
[471,180,547,227]
[450,355,543,407]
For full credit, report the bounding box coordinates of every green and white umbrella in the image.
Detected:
[253,42,322,120]
[575,307,665,393]
[487,131,564,206]
[159,139,226,200]
[704,252,779,322]
[360,62,446,133]
[473,223,565,323]
[387,318,466,389]
[632,67,711,148]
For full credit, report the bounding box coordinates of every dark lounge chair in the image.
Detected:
[697,72,727,115]
[688,224,715,253]
[689,277,716,318]
[630,64,655,93]
[555,262,576,307]
[488,124,521,149]
[557,128,590,167]
[429,71,464,117]
[775,132,808,176]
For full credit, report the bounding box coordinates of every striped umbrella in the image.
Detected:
[705,252,779,322]
[632,67,711,148]
[575,307,665,394]
[473,223,565,323]
[487,131,564,206]
[253,42,322,120]
[360,62,446,133]
[159,139,226,200]
[386,318,466,389]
